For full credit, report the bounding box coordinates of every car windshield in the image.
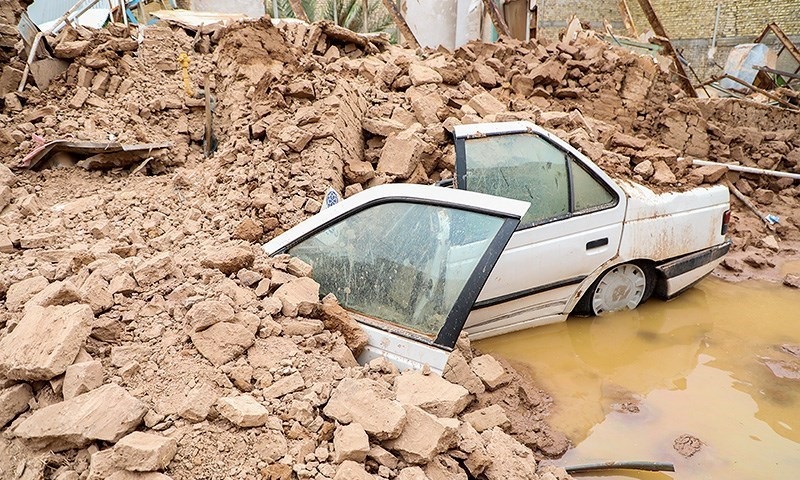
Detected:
[463,133,569,226]
[287,201,505,338]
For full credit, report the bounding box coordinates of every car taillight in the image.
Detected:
[721,209,731,235]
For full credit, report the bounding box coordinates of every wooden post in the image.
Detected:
[635,0,696,97]
[379,0,420,49]
[617,0,637,37]
[362,0,369,32]
[481,0,511,38]
[287,0,309,22]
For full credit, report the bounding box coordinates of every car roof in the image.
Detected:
[262,183,530,255]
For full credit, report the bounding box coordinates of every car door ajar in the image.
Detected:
[262,184,529,373]
[452,122,627,338]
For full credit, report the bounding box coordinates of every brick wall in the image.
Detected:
[536,0,800,81]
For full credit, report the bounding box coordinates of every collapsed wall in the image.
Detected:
[0,12,799,480]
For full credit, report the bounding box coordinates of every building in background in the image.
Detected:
[536,0,800,80]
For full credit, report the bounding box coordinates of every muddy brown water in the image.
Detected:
[477,277,800,479]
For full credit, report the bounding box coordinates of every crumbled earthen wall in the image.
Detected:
[0,14,799,480]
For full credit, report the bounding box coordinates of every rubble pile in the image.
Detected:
[1,12,799,479]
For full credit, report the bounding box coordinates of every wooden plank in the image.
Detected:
[763,23,800,66]
[378,0,420,49]
[719,74,799,111]
[362,0,369,32]
[287,0,309,22]
[617,0,637,37]
[481,0,511,38]
[636,0,696,97]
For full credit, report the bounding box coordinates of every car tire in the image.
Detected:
[573,262,656,316]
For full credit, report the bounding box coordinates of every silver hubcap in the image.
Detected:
[592,264,647,315]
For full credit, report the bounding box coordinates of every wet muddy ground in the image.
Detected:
[478,277,800,480]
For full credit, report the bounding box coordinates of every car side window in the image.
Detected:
[286,201,506,339]
[571,158,615,211]
[463,133,569,227]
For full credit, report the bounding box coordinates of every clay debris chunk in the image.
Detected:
[262,372,305,399]
[4,275,49,311]
[113,431,178,471]
[273,276,320,317]
[13,383,147,451]
[63,359,103,400]
[470,355,510,390]
[217,395,270,427]
[190,322,255,366]
[133,253,174,286]
[186,299,235,332]
[0,304,93,381]
[200,245,255,274]
[333,422,370,463]
[480,427,538,480]
[0,384,33,427]
[462,404,511,433]
[333,460,374,480]
[384,405,458,464]
[323,378,407,440]
[394,371,471,418]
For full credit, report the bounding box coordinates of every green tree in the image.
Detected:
[276,0,395,37]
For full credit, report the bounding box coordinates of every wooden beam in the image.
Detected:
[481,0,511,38]
[635,0,696,97]
[755,23,800,67]
[362,0,369,32]
[718,74,800,111]
[287,0,309,22]
[379,0,420,49]
[617,0,637,37]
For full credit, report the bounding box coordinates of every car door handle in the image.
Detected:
[586,238,609,250]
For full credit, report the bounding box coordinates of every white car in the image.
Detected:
[263,122,731,372]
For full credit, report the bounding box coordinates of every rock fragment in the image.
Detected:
[0,383,33,427]
[4,276,49,311]
[0,304,93,381]
[63,359,103,400]
[394,371,471,418]
[323,378,406,440]
[190,322,255,366]
[217,395,269,427]
[201,246,255,274]
[470,355,510,390]
[273,276,319,316]
[133,253,173,286]
[408,64,443,85]
[384,405,457,464]
[113,431,178,471]
[13,383,147,451]
[481,427,538,480]
[333,423,370,463]
[186,300,235,332]
[466,92,506,117]
[334,460,374,480]
[462,405,510,433]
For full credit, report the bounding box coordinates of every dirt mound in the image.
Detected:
[0,14,799,479]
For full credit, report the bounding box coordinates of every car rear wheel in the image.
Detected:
[575,263,655,316]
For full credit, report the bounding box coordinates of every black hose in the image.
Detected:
[566,461,675,474]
